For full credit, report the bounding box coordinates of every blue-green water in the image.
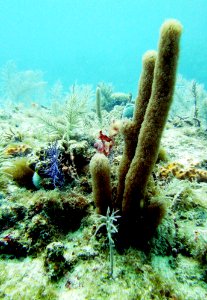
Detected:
[0,0,207,96]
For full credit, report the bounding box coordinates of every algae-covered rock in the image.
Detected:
[0,201,26,233]
[0,230,28,258]
[44,242,72,280]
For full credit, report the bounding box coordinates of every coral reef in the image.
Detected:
[0,190,89,257]
[31,139,91,190]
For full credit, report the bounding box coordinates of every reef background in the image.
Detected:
[0,74,207,299]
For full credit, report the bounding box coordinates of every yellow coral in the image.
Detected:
[159,162,207,182]
[4,144,31,157]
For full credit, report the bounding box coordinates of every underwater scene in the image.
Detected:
[0,1,207,299]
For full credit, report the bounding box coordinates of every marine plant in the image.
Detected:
[0,149,5,166]
[50,80,64,103]
[0,60,47,103]
[0,259,58,299]
[192,80,199,126]
[172,74,207,126]
[98,82,114,111]
[94,207,120,277]
[2,127,24,143]
[39,84,93,142]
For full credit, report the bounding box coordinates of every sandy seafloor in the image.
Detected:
[0,101,207,300]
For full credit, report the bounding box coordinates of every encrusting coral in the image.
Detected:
[4,144,31,157]
[159,162,207,182]
[90,19,183,248]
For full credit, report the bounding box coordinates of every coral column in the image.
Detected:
[122,19,182,220]
[116,50,157,210]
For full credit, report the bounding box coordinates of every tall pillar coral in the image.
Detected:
[90,19,182,248]
[89,153,112,215]
[122,19,182,220]
[115,50,157,210]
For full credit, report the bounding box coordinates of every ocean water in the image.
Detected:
[0,0,207,100]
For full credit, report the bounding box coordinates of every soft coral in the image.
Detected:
[94,131,114,156]
[44,142,65,188]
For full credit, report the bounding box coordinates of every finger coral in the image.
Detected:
[90,19,183,248]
